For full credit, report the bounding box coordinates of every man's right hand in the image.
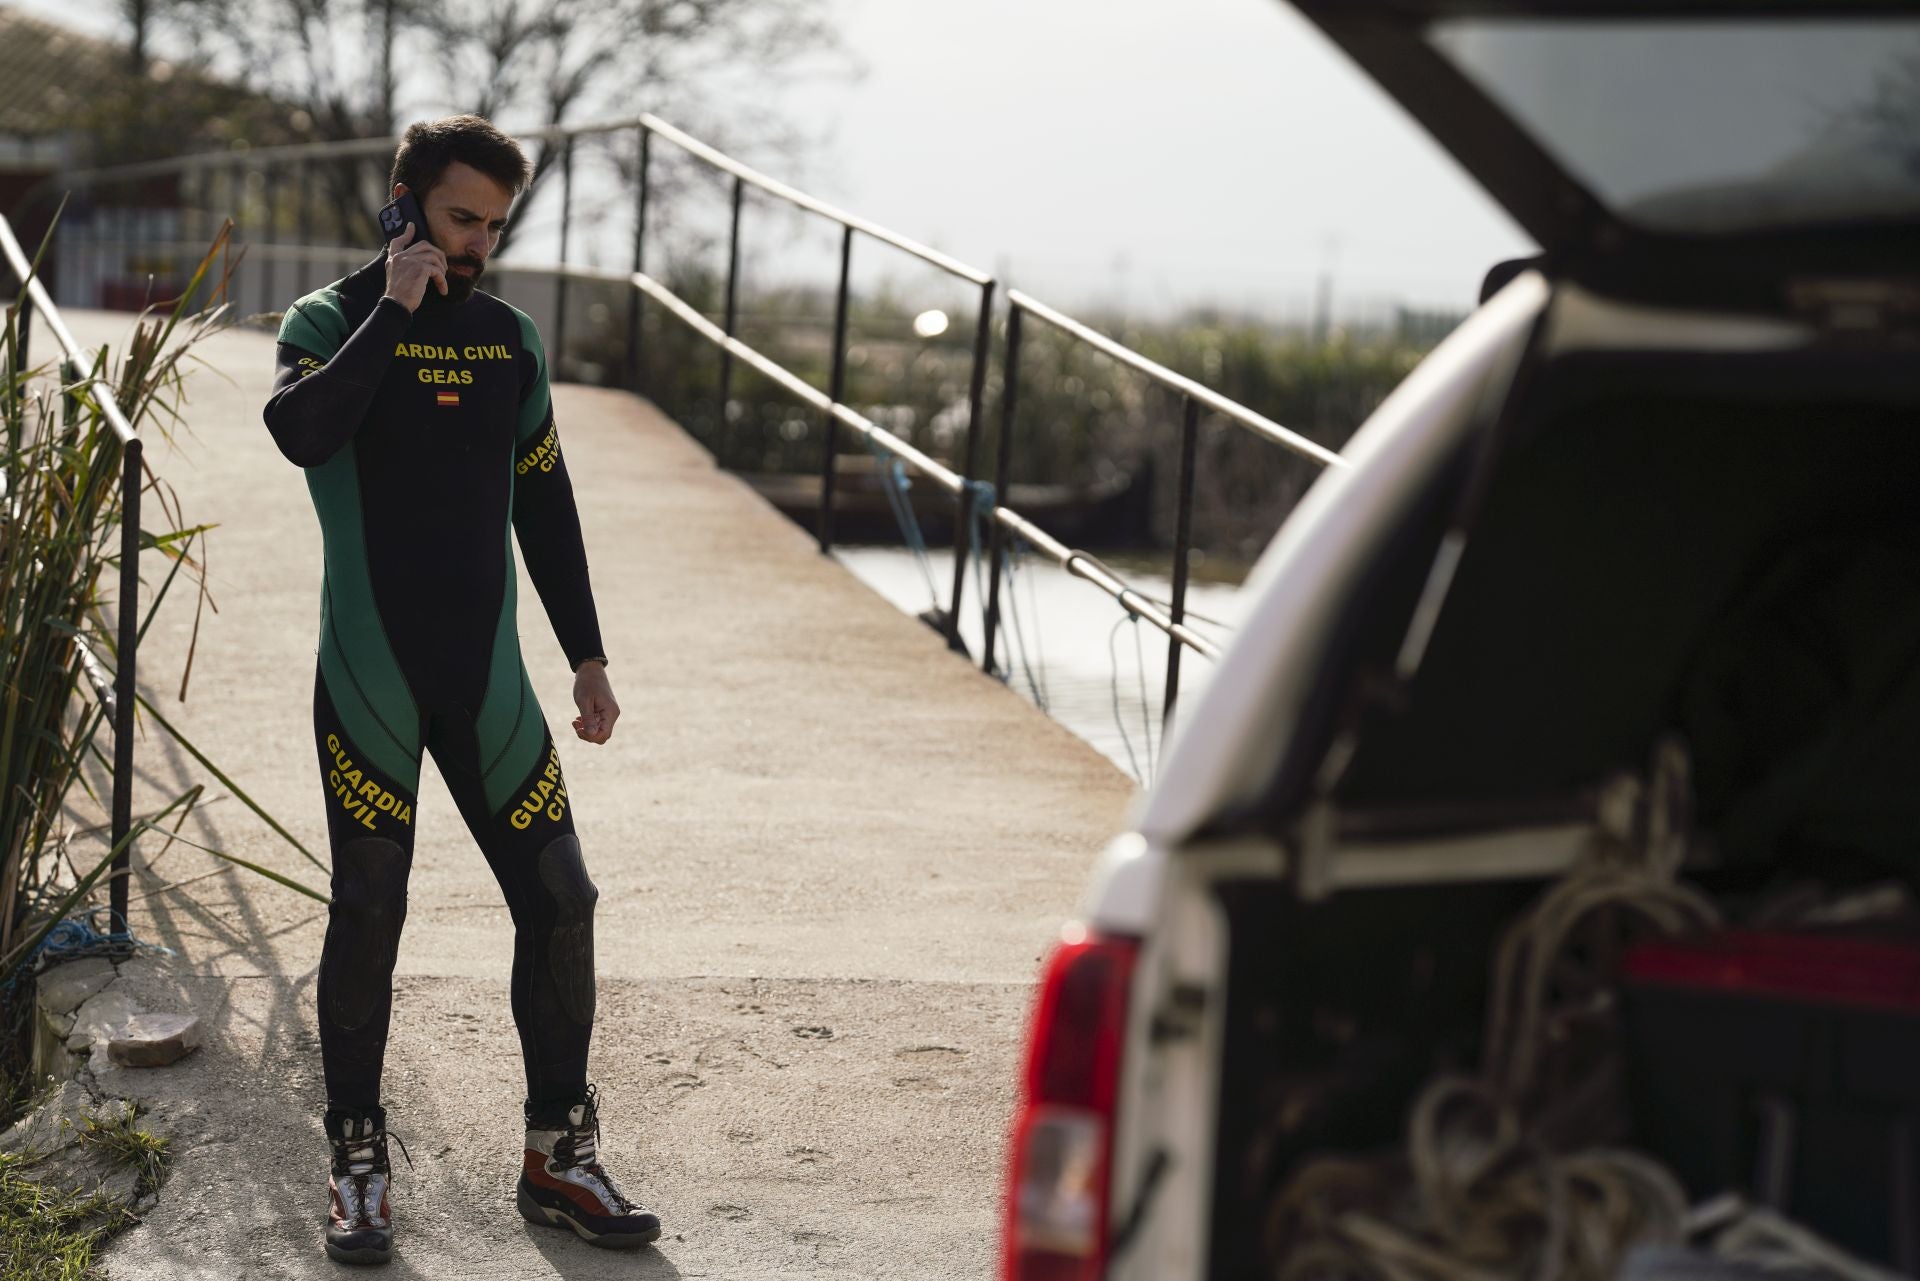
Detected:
[383,224,447,312]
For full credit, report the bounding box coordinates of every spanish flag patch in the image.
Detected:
[435,391,460,408]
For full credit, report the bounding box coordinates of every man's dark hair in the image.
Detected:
[390,115,531,201]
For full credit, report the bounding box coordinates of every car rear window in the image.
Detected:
[1428,18,1920,235]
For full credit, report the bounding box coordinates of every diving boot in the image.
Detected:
[517,1084,662,1248]
[324,1104,395,1265]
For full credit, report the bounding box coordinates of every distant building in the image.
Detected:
[1,7,311,308]
[0,8,124,258]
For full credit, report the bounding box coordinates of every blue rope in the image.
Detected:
[865,436,940,611]
[965,481,1000,670]
[4,905,174,997]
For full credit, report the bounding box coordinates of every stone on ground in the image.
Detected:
[108,1014,203,1068]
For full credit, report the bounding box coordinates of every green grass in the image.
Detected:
[0,1150,134,1281]
[78,1106,169,1198]
[0,1100,169,1280]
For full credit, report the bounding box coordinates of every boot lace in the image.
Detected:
[331,1123,413,1181]
[552,1084,637,1214]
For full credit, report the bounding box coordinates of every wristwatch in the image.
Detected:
[575,656,609,671]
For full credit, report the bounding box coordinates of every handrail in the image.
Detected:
[31,114,1326,733]
[0,217,139,446]
[990,292,1347,723]
[1009,289,1346,471]
[619,263,1223,660]
[33,111,981,285]
[636,117,991,287]
[36,115,652,184]
[0,212,145,939]
[19,111,1004,650]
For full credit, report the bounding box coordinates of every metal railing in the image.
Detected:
[19,112,1351,740]
[623,114,997,658]
[0,213,144,939]
[992,291,1347,723]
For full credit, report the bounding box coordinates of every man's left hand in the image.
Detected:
[571,661,619,744]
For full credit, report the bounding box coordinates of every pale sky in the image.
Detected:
[11,0,1535,321]
[779,0,1533,318]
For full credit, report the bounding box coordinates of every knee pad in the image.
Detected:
[536,834,598,1027]
[323,837,409,1031]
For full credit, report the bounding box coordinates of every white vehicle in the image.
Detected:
[1000,4,1920,1279]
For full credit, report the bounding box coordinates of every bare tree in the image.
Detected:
[135,0,842,226]
[417,0,843,245]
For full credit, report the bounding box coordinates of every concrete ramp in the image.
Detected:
[45,311,1133,1279]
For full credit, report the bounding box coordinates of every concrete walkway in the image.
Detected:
[49,311,1135,1278]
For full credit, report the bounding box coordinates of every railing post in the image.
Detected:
[1163,394,1200,728]
[111,433,143,937]
[719,174,745,462]
[45,188,61,311]
[132,174,150,311]
[296,161,312,254]
[945,278,995,653]
[626,125,650,393]
[85,180,101,310]
[555,138,574,379]
[229,164,243,310]
[818,223,853,554]
[202,164,215,269]
[115,179,131,310]
[260,164,277,316]
[982,304,1023,675]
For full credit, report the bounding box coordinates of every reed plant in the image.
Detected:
[0,216,324,1091]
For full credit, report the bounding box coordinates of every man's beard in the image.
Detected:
[445,257,485,304]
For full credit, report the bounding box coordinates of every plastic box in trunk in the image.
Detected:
[1621,930,1920,1270]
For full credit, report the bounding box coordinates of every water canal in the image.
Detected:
[835,545,1254,785]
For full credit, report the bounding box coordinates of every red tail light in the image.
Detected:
[1004,924,1140,1281]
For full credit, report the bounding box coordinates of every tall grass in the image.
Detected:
[0,218,324,1087]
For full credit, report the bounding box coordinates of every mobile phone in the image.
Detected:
[376,190,428,244]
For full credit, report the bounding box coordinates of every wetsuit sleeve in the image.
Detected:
[262,295,413,467]
[510,313,607,673]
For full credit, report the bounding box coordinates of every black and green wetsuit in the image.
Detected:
[264,250,604,1124]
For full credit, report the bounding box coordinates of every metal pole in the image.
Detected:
[228,164,243,311]
[190,168,207,307]
[1163,394,1200,727]
[110,435,143,936]
[555,139,573,377]
[718,174,744,461]
[99,181,116,311]
[109,181,124,310]
[296,162,311,254]
[47,188,61,311]
[260,165,277,315]
[626,126,649,392]
[818,224,853,554]
[944,278,995,653]
[982,305,1023,675]
[87,180,103,310]
[132,172,150,311]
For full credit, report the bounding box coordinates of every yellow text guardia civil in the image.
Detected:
[511,744,569,830]
[325,731,413,830]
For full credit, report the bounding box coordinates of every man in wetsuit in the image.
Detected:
[262,115,660,1263]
